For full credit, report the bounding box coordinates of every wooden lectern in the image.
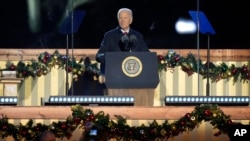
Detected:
[104,52,159,106]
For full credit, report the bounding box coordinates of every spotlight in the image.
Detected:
[165,96,250,106]
[0,96,18,105]
[45,96,134,106]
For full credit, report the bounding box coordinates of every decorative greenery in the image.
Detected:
[1,50,100,81]
[0,104,248,140]
[1,50,249,83]
[158,50,250,83]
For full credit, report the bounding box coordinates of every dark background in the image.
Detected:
[1,0,249,49]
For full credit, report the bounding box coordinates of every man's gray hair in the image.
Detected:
[117,8,133,19]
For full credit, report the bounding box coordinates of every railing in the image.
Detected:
[0,49,249,61]
[1,106,250,120]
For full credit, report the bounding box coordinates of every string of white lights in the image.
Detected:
[0,96,18,105]
[165,96,250,106]
[46,96,135,106]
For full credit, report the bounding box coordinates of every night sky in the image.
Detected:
[0,0,249,49]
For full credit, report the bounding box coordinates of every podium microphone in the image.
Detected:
[129,35,137,52]
[121,35,129,51]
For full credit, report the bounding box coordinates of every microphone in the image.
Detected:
[129,35,137,52]
[121,35,129,51]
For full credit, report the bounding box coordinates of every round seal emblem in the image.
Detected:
[122,56,142,77]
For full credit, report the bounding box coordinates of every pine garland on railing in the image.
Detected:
[1,50,100,81]
[0,104,248,140]
[1,50,249,83]
[157,50,250,83]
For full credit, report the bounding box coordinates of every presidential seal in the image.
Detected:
[122,56,142,77]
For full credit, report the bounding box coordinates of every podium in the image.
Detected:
[104,52,159,106]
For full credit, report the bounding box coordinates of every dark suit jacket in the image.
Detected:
[96,26,149,73]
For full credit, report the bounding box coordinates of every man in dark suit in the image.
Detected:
[96,8,149,66]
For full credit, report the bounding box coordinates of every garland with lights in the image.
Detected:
[1,50,249,83]
[158,50,250,83]
[0,104,248,140]
[1,50,100,81]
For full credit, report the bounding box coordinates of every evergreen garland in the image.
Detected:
[0,104,248,140]
[158,50,250,83]
[1,50,249,83]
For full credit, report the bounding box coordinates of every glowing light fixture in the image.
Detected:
[45,96,134,106]
[165,96,249,106]
[0,96,18,105]
[175,18,196,34]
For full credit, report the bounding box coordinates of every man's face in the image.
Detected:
[118,11,132,31]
